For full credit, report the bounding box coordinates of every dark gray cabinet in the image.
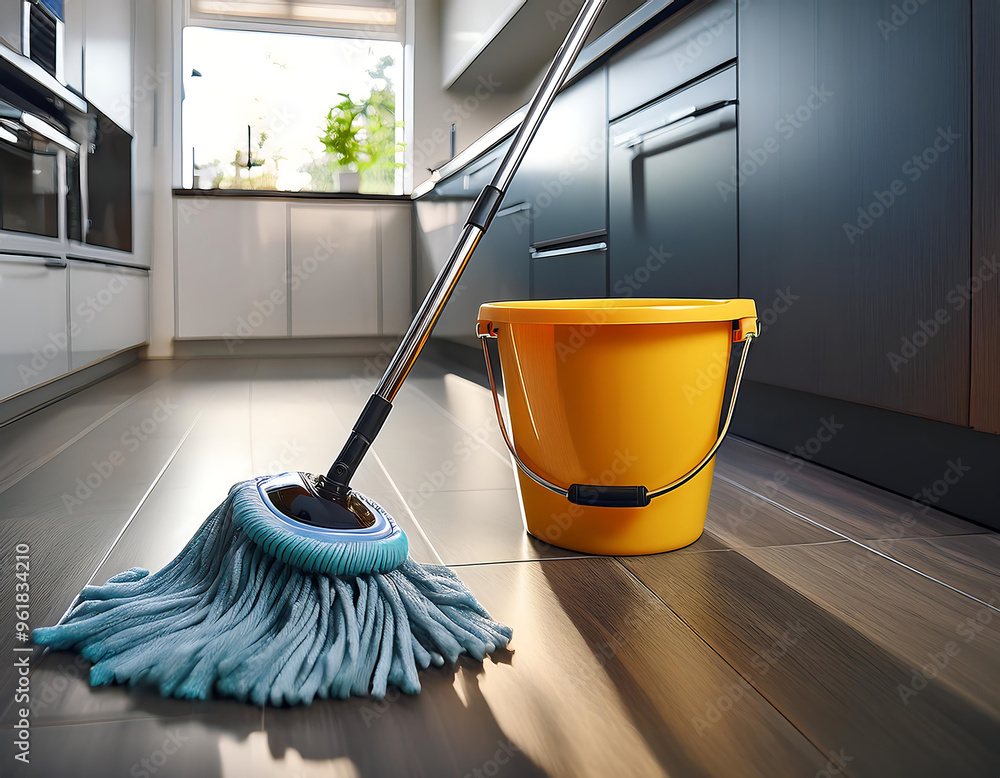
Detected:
[608,66,737,299]
[532,241,608,300]
[738,0,971,425]
[608,0,737,120]
[517,69,608,246]
[433,204,531,345]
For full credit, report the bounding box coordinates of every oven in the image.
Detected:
[0,93,80,249]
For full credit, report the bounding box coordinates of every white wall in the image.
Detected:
[148,0,180,358]
[410,0,525,186]
[439,0,521,85]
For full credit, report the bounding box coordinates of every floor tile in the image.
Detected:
[623,546,1000,776]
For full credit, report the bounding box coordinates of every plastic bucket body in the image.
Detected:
[478,298,758,555]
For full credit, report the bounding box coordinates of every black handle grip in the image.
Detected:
[567,484,650,508]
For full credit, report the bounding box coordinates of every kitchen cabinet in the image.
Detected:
[608,0,737,120]
[289,204,379,337]
[0,1,21,52]
[68,261,148,368]
[532,240,608,300]
[380,203,413,336]
[434,204,531,344]
[84,0,133,132]
[64,0,85,92]
[609,66,737,299]
[738,0,971,425]
[518,69,608,246]
[175,198,288,339]
[971,0,1000,434]
[0,256,69,401]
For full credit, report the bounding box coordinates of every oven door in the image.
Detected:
[0,102,79,250]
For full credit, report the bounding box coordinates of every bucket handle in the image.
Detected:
[478,322,757,508]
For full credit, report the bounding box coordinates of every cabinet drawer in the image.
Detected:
[532,242,608,300]
[608,0,736,120]
[519,70,608,246]
[0,255,69,400]
[609,66,738,299]
[69,262,149,368]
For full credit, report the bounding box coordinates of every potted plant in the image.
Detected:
[320,88,403,193]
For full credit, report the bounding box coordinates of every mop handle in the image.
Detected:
[324,0,614,491]
[373,0,611,402]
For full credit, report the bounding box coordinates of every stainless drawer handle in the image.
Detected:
[530,241,607,260]
[612,99,737,148]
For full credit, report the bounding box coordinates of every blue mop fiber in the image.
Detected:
[33,476,512,706]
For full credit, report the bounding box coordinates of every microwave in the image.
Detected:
[0,1,65,83]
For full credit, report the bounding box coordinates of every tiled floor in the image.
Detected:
[0,355,998,777]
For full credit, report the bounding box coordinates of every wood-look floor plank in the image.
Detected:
[0,359,184,492]
[0,360,248,705]
[716,437,982,539]
[867,534,1000,604]
[623,547,1000,776]
[263,559,830,778]
[247,358,440,563]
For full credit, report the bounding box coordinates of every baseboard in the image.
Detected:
[0,348,142,427]
[732,381,1000,531]
[172,336,404,359]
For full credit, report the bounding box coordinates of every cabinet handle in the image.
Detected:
[530,241,607,259]
[612,99,737,148]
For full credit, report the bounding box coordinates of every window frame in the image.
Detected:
[174,0,413,194]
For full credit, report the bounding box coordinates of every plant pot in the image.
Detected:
[339,171,360,193]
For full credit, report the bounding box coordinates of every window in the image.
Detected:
[181,0,404,194]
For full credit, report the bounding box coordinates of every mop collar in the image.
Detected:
[235,474,408,577]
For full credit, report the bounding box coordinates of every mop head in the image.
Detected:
[33,477,513,705]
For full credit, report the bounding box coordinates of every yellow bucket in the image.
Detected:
[477,298,758,555]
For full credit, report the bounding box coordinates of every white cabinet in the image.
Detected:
[175,198,288,339]
[64,0,86,92]
[380,204,412,335]
[289,204,379,337]
[0,256,69,401]
[84,0,133,131]
[68,261,149,368]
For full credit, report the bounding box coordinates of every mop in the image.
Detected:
[34,0,612,705]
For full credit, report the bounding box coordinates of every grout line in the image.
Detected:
[718,474,1000,615]
[447,555,607,568]
[0,364,188,497]
[367,447,446,567]
[402,383,514,470]
[612,558,840,772]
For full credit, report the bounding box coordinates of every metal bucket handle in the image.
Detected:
[477,319,758,508]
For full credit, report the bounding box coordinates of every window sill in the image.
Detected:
[172,189,411,202]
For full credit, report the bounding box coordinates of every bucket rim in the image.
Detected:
[478,298,757,327]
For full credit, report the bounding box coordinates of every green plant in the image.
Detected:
[319,90,403,176]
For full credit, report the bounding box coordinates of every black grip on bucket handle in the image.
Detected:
[478,323,757,508]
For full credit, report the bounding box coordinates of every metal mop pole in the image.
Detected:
[320,0,611,497]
